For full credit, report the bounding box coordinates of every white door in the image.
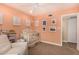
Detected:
[68,16,77,43]
[62,18,68,42]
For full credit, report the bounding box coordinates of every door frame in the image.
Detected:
[61,13,79,50]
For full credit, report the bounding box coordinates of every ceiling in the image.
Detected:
[5,3,78,16]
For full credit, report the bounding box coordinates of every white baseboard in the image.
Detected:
[63,40,77,43]
[40,40,62,46]
[77,47,79,51]
[63,40,68,42]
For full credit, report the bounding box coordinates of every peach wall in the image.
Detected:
[35,5,79,45]
[0,4,34,39]
[0,4,79,46]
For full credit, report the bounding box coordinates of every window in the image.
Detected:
[12,16,21,25]
[0,13,3,24]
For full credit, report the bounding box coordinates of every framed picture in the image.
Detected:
[0,13,4,24]
[52,20,56,24]
[42,19,47,27]
[42,27,46,32]
[12,16,21,25]
[49,26,56,32]
[51,19,56,25]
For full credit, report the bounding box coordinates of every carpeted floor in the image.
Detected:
[28,42,79,55]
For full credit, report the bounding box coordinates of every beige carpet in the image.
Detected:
[28,42,79,55]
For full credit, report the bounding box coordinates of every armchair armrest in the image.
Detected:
[5,42,28,55]
[12,42,27,48]
[5,47,24,55]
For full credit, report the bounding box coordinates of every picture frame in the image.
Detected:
[42,19,47,27]
[49,26,56,32]
[51,19,56,25]
[42,27,46,32]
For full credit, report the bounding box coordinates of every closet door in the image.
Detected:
[68,16,77,43]
[62,19,68,42]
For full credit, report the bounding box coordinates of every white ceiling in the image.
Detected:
[5,3,78,16]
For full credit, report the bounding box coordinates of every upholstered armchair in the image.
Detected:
[0,34,28,55]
